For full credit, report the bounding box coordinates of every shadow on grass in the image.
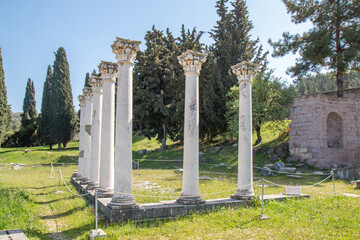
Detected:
[27,223,93,240]
[28,185,59,190]
[40,206,86,220]
[33,196,76,205]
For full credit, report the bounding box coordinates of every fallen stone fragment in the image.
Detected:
[174,169,183,174]
[199,176,212,180]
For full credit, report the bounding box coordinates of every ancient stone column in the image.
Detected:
[176,50,207,205]
[98,61,118,197]
[231,61,258,199]
[87,76,103,190]
[81,87,93,184]
[109,37,141,209]
[76,94,86,180]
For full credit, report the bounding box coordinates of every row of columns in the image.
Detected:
[76,37,258,209]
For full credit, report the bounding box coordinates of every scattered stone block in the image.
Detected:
[226,167,232,170]
[89,229,106,239]
[259,167,273,177]
[24,149,30,153]
[132,161,139,169]
[270,154,279,162]
[274,162,285,171]
[264,164,274,168]
[199,152,205,157]
[287,175,302,178]
[312,171,324,176]
[136,149,147,154]
[209,146,221,154]
[278,167,296,173]
[295,163,307,168]
[199,176,212,180]
[0,229,29,240]
[32,165,43,168]
[218,162,229,167]
[174,169,183,174]
[11,165,23,170]
[232,143,237,147]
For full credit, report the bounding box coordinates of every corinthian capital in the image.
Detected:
[78,94,86,108]
[98,61,118,81]
[231,61,259,84]
[90,76,103,93]
[111,37,141,65]
[83,87,93,101]
[178,50,208,74]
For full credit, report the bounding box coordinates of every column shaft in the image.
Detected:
[235,82,254,197]
[180,72,201,199]
[88,88,103,189]
[82,94,93,184]
[99,79,115,195]
[110,63,136,208]
[77,101,85,179]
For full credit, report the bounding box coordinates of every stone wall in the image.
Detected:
[289,88,360,169]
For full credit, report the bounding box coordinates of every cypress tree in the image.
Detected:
[84,72,91,87]
[0,47,11,144]
[50,47,76,149]
[39,65,55,148]
[210,0,267,140]
[21,78,37,129]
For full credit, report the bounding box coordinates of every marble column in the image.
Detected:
[231,61,258,200]
[76,94,86,180]
[87,76,103,190]
[176,50,207,205]
[98,61,118,197]
[81,87,93,184]
[109,37,141,209]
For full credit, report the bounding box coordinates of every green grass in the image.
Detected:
[1,120,360,239]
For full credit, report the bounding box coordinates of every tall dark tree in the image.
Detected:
[269,0,360,97]
[50,47,76,149]
[21,78,37,129]
[0,47,11,144]
[39,65,55,148]
[210,0,268,140]
[134,26,171,149]
[84,72,91,87]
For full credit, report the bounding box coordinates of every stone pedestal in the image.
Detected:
[109,37,141,209]
[98,61,118,197]
[77,95,85,180]
[81,87,93,184]
[231,62,258,200]
[176,50,207,205]
[87,77,103,190]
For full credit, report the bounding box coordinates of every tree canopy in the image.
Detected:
[270,0,360,97]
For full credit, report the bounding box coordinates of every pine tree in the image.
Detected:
[50,47,76,149]
[21,78,37,129]
[269,0,360,97]
[39,65,55,148]
[0,47,11,145]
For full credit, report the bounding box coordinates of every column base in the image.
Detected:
[108,195,138,210]
[231,188,255,200]
[97,187,114,198]
[176,195,205,205]
[75,174,82,181]
[86,182,99,190]
[80,177,90,185]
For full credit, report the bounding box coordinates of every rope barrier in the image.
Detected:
[263,174,332,188]
[58,169,90,197]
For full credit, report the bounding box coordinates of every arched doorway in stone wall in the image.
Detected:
[327,112,343,148]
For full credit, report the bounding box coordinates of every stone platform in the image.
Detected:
[0,229,28,240]
[71,175,310,222]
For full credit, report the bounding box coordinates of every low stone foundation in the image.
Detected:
[71,174,310,222]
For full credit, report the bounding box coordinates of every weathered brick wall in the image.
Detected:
[289,88,360,169]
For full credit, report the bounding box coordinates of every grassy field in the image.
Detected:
[1,121,360,239]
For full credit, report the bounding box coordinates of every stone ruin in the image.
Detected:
[289,88,360,170]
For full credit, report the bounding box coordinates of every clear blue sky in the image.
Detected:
[0,0,311,113]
